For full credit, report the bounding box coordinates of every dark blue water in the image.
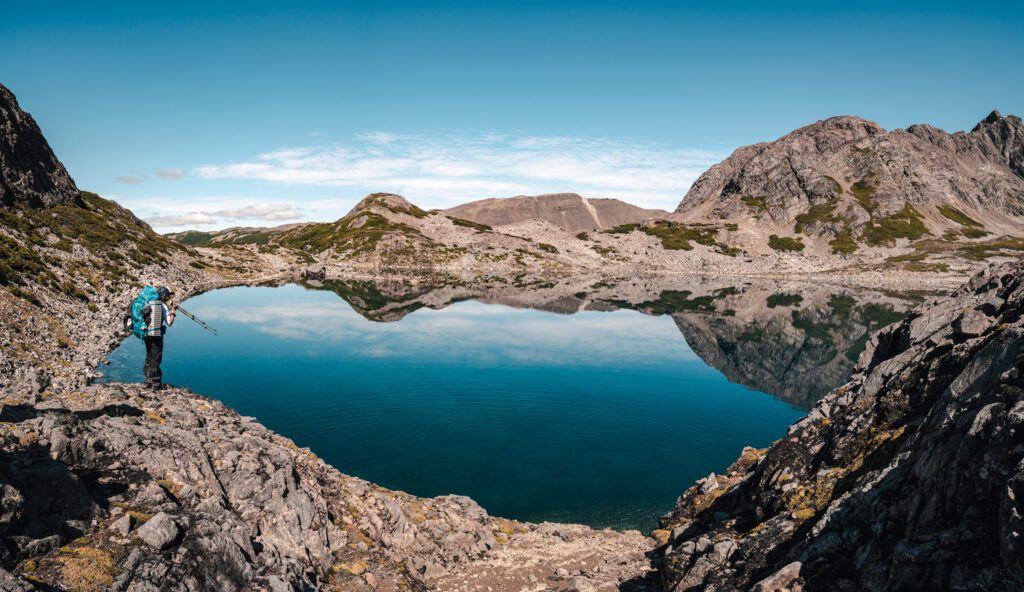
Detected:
[102,284,805,530]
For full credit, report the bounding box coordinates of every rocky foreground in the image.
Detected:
[652,262,1024,591]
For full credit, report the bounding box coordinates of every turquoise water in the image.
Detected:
[102,283,807,530]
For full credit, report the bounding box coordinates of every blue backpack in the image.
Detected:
[124,286,160,339]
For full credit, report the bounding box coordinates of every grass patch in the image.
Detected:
[742,195,768,214]
[861,205,928,246]
[643,221,718,251]
[766,293,803,308]
[850,178,878,213]
[768,234,805,252]
[830,225,858,254]
[604,223,641,234]
[794,199,840,233]
[447,216,492,232]
[938,205,982,227]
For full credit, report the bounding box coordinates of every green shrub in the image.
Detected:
[768,234,805,252]
[766,293,803,308]
[829,227,858,254]
[861,205,928,246]
[447,216,492,232]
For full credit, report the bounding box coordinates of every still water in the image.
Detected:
[101,277,915,530]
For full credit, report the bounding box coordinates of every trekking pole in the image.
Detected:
[176,306,218,335]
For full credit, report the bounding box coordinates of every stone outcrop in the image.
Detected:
[0,83,80,208]
[653,261,1024,591]
[445,193,667,232]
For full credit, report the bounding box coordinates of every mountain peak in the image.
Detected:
[0,83,81,208]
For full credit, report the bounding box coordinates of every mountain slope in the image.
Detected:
[674,112,1024,262]
[653,261,1024,591]
[0,84,80,208]
[444,193,666,232]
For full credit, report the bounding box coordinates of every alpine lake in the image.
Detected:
[100,275,926,531]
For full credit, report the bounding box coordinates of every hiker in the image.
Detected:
[126,285,176,389]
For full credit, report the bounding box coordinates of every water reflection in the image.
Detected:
[303,275,925,408]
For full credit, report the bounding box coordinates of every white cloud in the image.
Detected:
[143,202,303,229]
[146,212,218,226]
[156,168,183,180]
[117,175,142,185]
[194,132,725,210]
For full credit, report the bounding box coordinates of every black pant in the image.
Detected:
[143,336,164,387]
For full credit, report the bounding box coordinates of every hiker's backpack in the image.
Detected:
[123,286,160,339]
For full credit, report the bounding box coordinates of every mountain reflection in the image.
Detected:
[300,275,929,408]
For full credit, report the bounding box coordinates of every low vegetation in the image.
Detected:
[766,293,802,308]
[794,199,840,233]
[768,234,805,252]
[861,205,928,246]
[447,216,492,232]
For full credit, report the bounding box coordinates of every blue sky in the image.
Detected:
[3,1,1022,231]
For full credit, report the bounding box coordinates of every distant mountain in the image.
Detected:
[445,192,666,232]
[674,112,1024,256]
[166,223,310,247]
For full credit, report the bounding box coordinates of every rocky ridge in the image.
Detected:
[674,112,1024,267]
[652,261,1024,590]
[0,84,80,208]
[444,193,666,233]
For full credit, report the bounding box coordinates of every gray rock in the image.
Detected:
[136,512,180,550]
[112,514,134,536]
[0,83,81,208]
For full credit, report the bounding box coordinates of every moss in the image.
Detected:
[766,293,802,308]
[447,216,492,232]
[56,546,116,592]
[861,205,929,246]
[768,234,805,252]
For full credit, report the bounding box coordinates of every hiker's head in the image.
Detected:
[157,286,174,301]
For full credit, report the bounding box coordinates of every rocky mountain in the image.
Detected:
[444,193,666,232]
[0,84,81,208]
[652,261,1024,591]
[674,112,1024,263]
